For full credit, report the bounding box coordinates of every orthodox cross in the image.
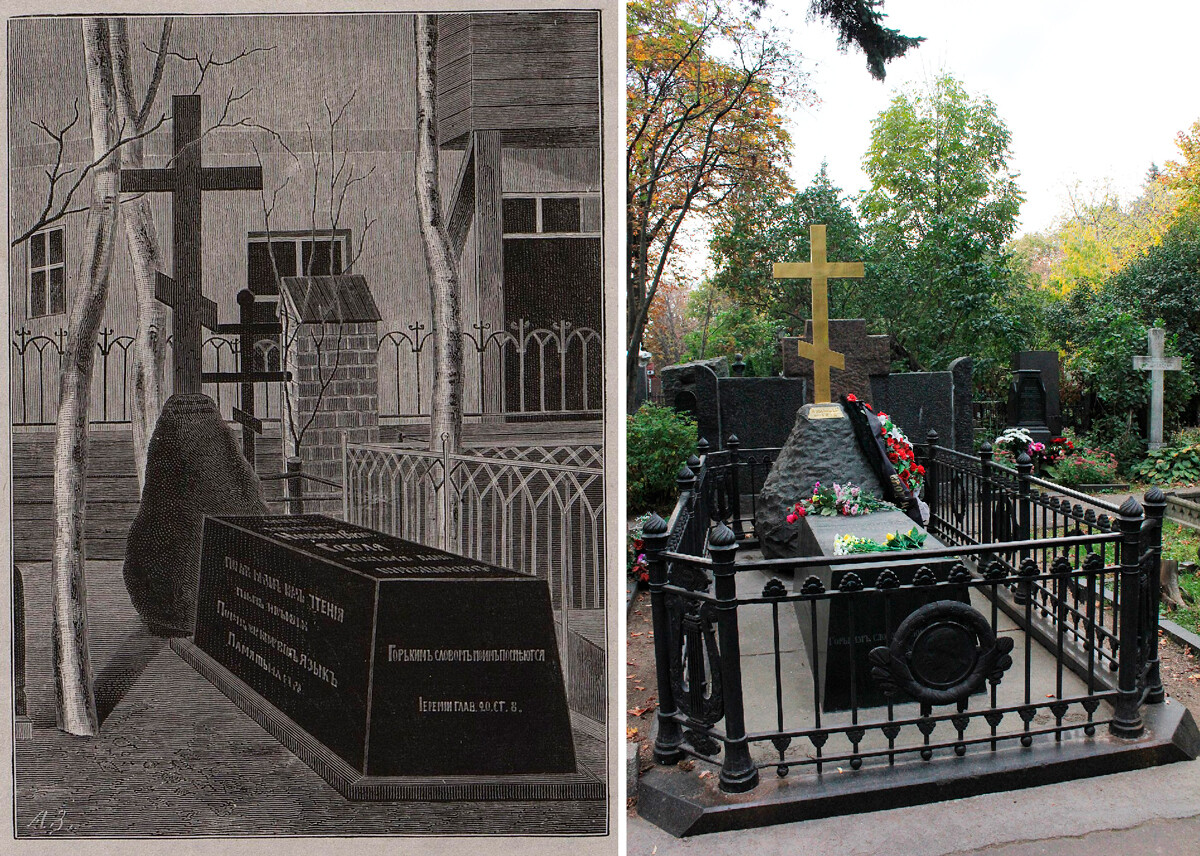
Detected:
[772,224,864,404]
[1133,327,1182,449]
[120,94,264,394]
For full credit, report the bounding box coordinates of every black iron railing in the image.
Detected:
[645,434,1165,794]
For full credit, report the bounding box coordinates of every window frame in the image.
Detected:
[28,227,66,318]
[500,192,601,239]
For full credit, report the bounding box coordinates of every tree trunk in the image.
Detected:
[52,17,121,736]
[110,18,168,491]
[414,14,463,457]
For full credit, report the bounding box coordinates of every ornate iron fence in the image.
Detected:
[645,435,1165,794]
[342,438,607,723]
[377,319,602,422]
[14,318,601,428]
[11,328,282,427]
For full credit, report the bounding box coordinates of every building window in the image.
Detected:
[29,228,65,317]
[247,232,348,296]
[501,194,600,237]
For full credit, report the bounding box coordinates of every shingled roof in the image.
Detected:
[279,275,381,323]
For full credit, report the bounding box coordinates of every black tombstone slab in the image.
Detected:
[179,514,600,801]
[792,511,970,711]
[717,377,809,450]
[1007,369,1052,444]
[1014,351,1062,435]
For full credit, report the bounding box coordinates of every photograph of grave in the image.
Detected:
[8,8,616,840]
[632,226,1199,837]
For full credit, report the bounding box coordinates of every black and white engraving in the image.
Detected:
[8,8,615,841]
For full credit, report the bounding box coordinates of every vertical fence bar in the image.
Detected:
[980,443,993,555]
[727,434,745,541]
[709,522,758,793]
[1143,486,1167,704]
[924,430,940,532]
[1014,452,1033,604]
[1111,495,1145,737]
[644,513,684,764]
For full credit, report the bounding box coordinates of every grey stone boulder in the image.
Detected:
[123,393,268,635]
[754,403,886,559]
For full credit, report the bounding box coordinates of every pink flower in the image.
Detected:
[786,513,798,524]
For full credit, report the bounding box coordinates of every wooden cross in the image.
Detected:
[1133,327,1183,449]
[772,224,864,404]
[120,94,263,395]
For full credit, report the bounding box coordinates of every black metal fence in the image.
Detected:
[13,318,602,428]
[645,434,1164,793]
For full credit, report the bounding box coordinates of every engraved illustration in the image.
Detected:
[9,9,611,838]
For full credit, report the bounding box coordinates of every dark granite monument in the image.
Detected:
[1014,351,1062,435]
[1008,369,1052,444]
[869,358,974,456]
[176,514,600,800]
[754,402,887,559]
[781,318,891,403]
[123,393,268,635]
[792,510,966,711]
[659,357,728,444]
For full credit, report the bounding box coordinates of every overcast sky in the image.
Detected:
[777,0,1200,237]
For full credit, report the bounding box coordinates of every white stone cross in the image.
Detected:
[1133,327,1183,449]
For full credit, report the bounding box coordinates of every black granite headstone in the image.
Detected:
[1014,351,1061,435]
[660,358,727,447]
[1008,369,1052,444]
[192,515,576,778]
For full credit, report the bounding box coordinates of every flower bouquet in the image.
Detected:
[875,409,925,497]
[784,481,890,524]
[833,527,927,555]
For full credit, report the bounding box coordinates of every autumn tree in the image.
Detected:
[627,0,799,399]
[626,0,920,399]
[859,73,1025,375]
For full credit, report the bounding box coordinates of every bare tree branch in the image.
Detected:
[146,41,276,94]
[12,109,169,247]
[136,18,173,129]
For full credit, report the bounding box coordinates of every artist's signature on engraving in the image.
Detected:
[27,807,69,834]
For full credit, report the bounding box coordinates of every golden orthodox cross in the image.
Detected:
[772,224,864,404]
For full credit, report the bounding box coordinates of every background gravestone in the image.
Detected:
[755,402,885,559]
[717,377,809,450]
[659,357,727,446]
[950,356,975,453]
[1007,368,1052,444]
[1014,351,1062,435]
[123,393,269,635]
[781,319,891,403]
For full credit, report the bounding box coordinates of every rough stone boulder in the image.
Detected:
[123,393,268,635]
[754,403,885,559]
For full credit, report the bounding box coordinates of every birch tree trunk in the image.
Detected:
[414,14,463,456]
[110,18,169,491]
[52,17,121,736]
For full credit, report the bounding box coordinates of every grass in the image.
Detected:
[1162,520,1200,633]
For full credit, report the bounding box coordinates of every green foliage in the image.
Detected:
[858,74,1028,379]
[1044,448,1120,487]
[627,404,699,515]
[808,0,923,80]
[1105,215,1200,380]
[1133,429,1200,485]
[709,165,866,332]
[681,282,784,376]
